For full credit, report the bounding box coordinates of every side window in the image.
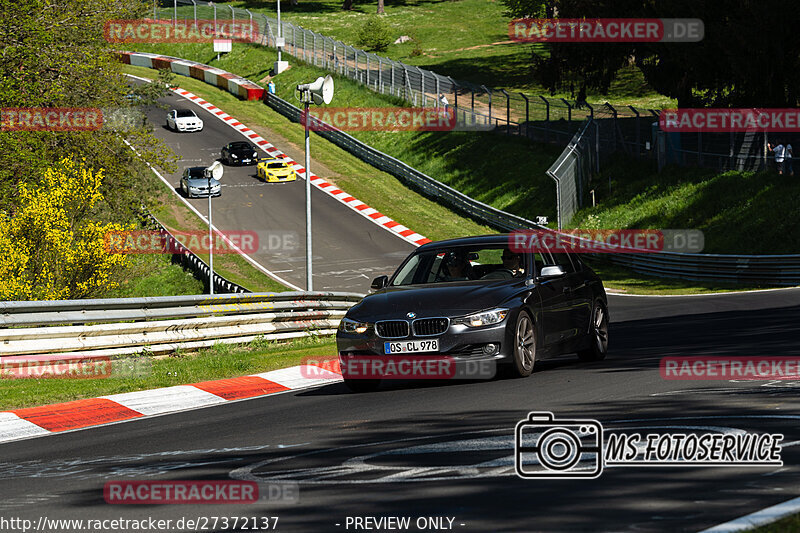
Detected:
[549,252,576,274]
[531,252,549,276]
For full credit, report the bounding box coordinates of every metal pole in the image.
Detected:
[277,0,282,63]
[192,0,197,27]
[520,93,529,138]
[213,4,217,34]
[304,101,313,291]
[208,175,214,295]
[153,0,156,20]
[173,0,177,28]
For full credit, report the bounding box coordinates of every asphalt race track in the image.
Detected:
[2,289,799,531]
[139,84,415,292]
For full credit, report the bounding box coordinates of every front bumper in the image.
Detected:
[228,156,257,165]
[176,122,203,132]
[336,320,513,364]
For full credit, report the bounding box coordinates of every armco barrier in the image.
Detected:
[0,292,363,357]
[142,209,250,294]
[117,51,264,100]
[120,52,800,287]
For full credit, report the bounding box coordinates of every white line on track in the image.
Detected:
[698,495,800,532]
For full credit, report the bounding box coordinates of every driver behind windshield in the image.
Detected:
[443,251,474,281]
[502,249,525,277]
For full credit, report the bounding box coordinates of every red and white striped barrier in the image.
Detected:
[0,364,342,443]
[118,51,264,101]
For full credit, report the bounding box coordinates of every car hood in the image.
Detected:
[262,166,293,174]
[229,148,256,157]
[175,116,201,123]
[347,280,524,321]
[185,178,220,187]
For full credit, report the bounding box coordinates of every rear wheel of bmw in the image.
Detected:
[510,310,535,377]
[343,378,381,393]
[578,300,608,362]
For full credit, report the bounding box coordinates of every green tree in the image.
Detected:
[502,0,800,107]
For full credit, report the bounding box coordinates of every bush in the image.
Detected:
[356,16,393,53]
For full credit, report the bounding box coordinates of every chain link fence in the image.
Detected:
[153,1,662,152]
[546,119,599,229]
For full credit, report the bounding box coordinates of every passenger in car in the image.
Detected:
[502,249,525,277]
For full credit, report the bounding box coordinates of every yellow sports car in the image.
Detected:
[256,157,297,183]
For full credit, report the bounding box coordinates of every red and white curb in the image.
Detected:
[0,364,342,445]
[167,85,431,248]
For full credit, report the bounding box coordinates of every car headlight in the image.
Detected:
[339,317,370,334]
[453,308,508,328]
[252,151,258,157]
[231,153,238,158]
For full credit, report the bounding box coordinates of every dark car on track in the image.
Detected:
[221,141,259,166]
[336,234,609,392]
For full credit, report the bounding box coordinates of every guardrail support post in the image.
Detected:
[561,98,572,122]
[539,95,550,141]
[482,86,492,128]
[500,89,510,134]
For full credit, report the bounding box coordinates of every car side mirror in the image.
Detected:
[370,275,388,290]
[537,265,566,280]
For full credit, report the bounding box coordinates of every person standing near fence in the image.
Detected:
[768,141,786,174]
[784,140,794,176]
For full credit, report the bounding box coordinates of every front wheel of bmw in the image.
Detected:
[510,310,536,377]
[578,300,608,362]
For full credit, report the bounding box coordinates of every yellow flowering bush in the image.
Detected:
[0,158,131,301]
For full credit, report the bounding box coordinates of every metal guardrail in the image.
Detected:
[264,93,537,233]
[143,210,250,294]
[125,55,800,287]
[0,292,363,357]
[263,95,800,287]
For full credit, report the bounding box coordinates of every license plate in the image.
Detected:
[384,339,439,354]
[242,159,251,163]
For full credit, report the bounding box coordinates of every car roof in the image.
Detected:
[417,234,516,250]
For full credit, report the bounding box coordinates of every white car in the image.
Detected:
[166,109,203,132]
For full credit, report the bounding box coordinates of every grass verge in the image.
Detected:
[748,512,800,532]
[177,0,673,108]
[568,156,800,255]
[0,337,337,410]
[125,60,782,295]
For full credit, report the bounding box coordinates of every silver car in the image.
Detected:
[180,166,221,198]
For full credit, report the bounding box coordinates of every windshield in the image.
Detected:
[230,142,251,150]
[176,110,196,118]
[266,162,285,169]
[390,246,531,285]
[186,167,205,179]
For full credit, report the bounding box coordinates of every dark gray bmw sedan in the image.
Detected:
[336,234,609,392]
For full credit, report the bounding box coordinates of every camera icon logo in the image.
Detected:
[515,412,603,479]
